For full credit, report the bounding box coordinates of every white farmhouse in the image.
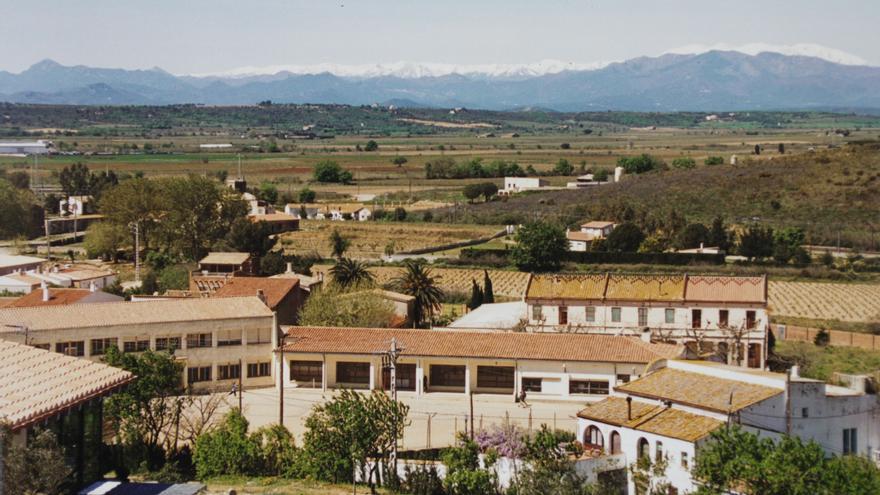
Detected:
[577,359,880,494]
[566,222,615,252]
[525,273,769,369]
[501,177,547,195]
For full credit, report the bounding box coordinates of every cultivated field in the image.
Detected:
[768,281,880,323]
[279,221,501,259]
[311,265,530,298]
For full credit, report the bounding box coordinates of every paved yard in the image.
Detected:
[221,387,590,450]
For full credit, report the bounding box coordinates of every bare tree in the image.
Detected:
[719,322,754,367]
[176,393,229,446]
[684,326,713,359]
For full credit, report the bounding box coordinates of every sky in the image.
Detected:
[2,0,879,74]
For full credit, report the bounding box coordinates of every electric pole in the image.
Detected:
[381,337,404,473]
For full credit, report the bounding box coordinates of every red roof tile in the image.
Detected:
[212,277,299,309]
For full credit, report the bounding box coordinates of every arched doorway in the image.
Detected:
[584,425,604,453]
[637,437,650,460]
[610,430,622,454]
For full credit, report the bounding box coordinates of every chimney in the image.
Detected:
[626,396,632,420]
[286,262,293,274]
[790,365,799,379]
[641,327,652,343]
[256,289,268,306]
[89,281,97,292]
[41,281,50,302]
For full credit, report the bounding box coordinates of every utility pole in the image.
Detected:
[469,390,475,440]
[381,337,403,472]
[238,358,244,412]
[129,222,141,284]
[279,333,286,427]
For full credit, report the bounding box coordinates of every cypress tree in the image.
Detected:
[483,270,495,304]
[468,278,484,310]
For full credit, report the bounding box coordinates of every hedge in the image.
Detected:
[460,248,725,266]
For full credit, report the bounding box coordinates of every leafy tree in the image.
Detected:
[737,225,775,261]
[0,179,43,239]
[364,140,379,152]
[704,156,724,166]
[441,438,496,495]
[158,175,231,260]
[313,160,349,183]
[224,217,275,259]
[676,222,710,249]
[330,258,375,289]
[553,158,574,176]
[7,170,29,189]
[98,178,166,250]
[605,222,645,252]
[814,328,830,346]
[593,168,610,182]
[393,207,407,221]
[483,270,494,304]
[708,216,732,252]
[480,182,499,201]
[778,143,786,154]
[754,144,761,155]
[463,183,483,203]
[511,222,568,272]
[391,260,444,327]
[617,154,664,174]
[329,228,350,258]
[83,222,128,262]
[1,426,71,495]
[672,157,696,169]
[158,264,190,292]
[257,251,285,276]
[392,156,408,167]
[193,410,262,478]
[468,278,484,310]
[511,426,591,495]
[59,162,92,196]
[257,182,279,205]
[298,187,316,203]
[299,285,396,328]
[103,347,185,470]
[43,192,60,214]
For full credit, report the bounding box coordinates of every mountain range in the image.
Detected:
[3,51,880,111]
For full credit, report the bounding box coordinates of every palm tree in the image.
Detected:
[329,258,374,289]
[391,260,444,327]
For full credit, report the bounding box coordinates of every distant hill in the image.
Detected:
[2,52,880,110]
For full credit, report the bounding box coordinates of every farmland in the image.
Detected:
[768,281,880,324]
[278,221,501,259]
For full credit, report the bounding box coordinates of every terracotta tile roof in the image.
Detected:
[8,288,94,307]
[0,296,273,332]
[526,273,607,300]
[685,275,767,304]
[0,340,134,431]
[578,397,722,442]
[212,277,299,309]
[604,274,684,302]
[199,252,251,265]
[581,221,615,229]
[615,367,782,413]
[0,298,16,309]
[281,326,683,364]
[566,231,596,242]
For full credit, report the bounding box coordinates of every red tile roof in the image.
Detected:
[8,288,94,308]
[280,326,683,364]
[212,277,299,309]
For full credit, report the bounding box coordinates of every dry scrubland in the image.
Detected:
[768,281,880,323]
[279,221,501,258]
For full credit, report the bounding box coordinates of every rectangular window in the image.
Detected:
[746,310,757,329]
[558,306,568,325]
[291,361,323,386]
[218,363,241,380]
[665,308,675,324]
[616,374,631,384]
[155,336,181,352]
[802,407,809,418]
[569,380,609,395]
[247,362,272,378]
[56,341,84,357]
[719,310,729,327]
[123,338,150,353]
[611,307,621,323]
[532,305,543,321]
[521,377,542,392]
[217,329,242,347]
[187,366,212,383]
[246,327,272,344]
[186,333,212,348]
[843,428,858,454]
[476,366,515,389]
[692,309,702,329]
[430,365,466,388]
[638,307,648,327]
[382,363,417,391]
[90,338,117,355]
[585,306,596,322]
[336,362,370,385]
[681,452,689,469]
[33,343,50,350]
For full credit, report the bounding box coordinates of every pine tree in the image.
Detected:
[468,278,484,310]
[483,270,495,304]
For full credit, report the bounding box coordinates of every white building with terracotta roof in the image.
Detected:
[525,273,769,369]
[276,326,682,401]
[576,359,880,494]
[566,221,615,251]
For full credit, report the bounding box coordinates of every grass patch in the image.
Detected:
[205,476,390,494]
[773,340,880,381]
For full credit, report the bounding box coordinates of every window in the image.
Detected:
[746,310,757,329]
[610,431,622,454]
[584,425,604,448]
[638,307,648,327]
[681,451,689,469]
[383,363,416,391]
[123,338,149,353]
[558,306,568,325]
[336,362,370,385]
[719,309,729,327]
[217,329,242,347]
[522,377,542,392]
[186,333,212,348]
[691,309,702,329]
[430,365,466,388]
[218,363,241,380]
[611,307,621,323]
[655,441,664,461]
[843,428,858,455]
[637,438,650,460]
[476,366,514,389]
[532,305,543,321]
[291,361,323,386]
[616,374,631,384]
[665,308,675,324]
[91,338,117,355]
[802,407,809,418]
[246,327,272,344]
[33,343,50,350]
[248,362,272,378]
[585,306,596,322]
[56,341,84,357]
[569,380,609,395]
[187,366,212,383]
[155,336,181,352]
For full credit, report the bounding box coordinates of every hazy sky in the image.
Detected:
[3,0,878,74]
